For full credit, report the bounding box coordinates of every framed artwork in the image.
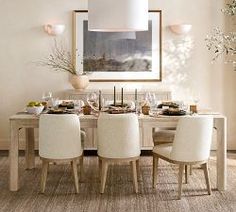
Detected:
[73,10,162,82]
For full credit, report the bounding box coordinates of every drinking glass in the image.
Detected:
[144,92,152,104]
[42,91,52,102]
[145,92,157,113]
[51,97,59,109]
[74,100,85,112]
[86,92,98,111]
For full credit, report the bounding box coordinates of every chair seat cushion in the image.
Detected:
[153,143,173,159]
[153,130,175,144]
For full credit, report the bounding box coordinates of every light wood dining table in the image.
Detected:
[9,113,227,192]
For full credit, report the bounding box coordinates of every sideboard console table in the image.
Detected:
[65,89,172,149]
[65,89,172,102]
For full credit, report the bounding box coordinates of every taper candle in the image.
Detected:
[135,89,137,101]
[121,87,124,107]
[99,90,102,111]
[114,86,116,106]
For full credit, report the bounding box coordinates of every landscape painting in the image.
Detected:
[74,10,162,81]
[83,21,152,73]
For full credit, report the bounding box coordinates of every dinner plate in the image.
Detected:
[47,109,75,114]
[161,109,186,116]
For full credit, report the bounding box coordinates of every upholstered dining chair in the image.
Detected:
[39,114,83,194]
[152,102,185,146]
[152,128,176,146]
[97,113,141,193]
[152,116,213,199]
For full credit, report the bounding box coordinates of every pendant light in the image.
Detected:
[88,0,148,32]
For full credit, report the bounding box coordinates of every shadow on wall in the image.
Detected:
[163,36,195,99]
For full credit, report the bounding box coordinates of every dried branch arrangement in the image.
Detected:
[39,39,78,75]
[205,0,236,69]
[206,28,236,61]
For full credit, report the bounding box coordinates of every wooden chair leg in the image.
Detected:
[185,165,188,184]
[131,160,138,193]
[136,159,140,181]
[40,160,49,193]
[178,164,184,200]
[100,160,108,194]
[99,158,102,181]
[152,155,159,188]
[79,155,84,182]
[72,159,79,194]
[202,163,211,195]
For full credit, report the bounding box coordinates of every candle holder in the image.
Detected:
[142,105,150,115]
[82,105,92,115]
[190,105,197,114]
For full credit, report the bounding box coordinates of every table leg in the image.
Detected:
[25,128,35,169]
[10,121,19,191]
[215,117,227,191]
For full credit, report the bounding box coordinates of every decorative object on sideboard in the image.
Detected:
[205,0,236,70]
[70,74,89,90]
[44,24,65,36]
[169,24,192,35]
[38,39,89,90]
[88,0,148,32]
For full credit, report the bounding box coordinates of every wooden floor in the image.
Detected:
[1,152,236,212]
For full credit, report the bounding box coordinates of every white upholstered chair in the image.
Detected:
[39,114,83,193]
[152,128,176,145]
[152,116,213,199]
[97,113,141,193]
[152,102,185,146]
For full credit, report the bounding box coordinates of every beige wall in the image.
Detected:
[0,0,235,149]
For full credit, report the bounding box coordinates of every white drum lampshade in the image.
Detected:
[88,0,148,32]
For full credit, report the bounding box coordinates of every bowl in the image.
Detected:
[26,106,44,115]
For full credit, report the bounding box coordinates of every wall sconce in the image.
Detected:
[44,24,65,36]
[169,24,192,35]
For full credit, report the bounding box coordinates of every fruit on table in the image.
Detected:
[27,101,43,107]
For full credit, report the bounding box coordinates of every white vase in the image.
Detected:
[70,75,89,90]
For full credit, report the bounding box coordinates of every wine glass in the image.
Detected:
[190,91,200,105]
[145,92,157,113]
[74,100,85,112]
[42,91,52,102]
[51,97,59,109]
[144,92,152,104]
[86,92,98,111]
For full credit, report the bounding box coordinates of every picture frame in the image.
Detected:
[73,10,162,82]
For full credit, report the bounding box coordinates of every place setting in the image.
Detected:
[22,89,195,119]
[22,92,85,116]
[84,86,138,115]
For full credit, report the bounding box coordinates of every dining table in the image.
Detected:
[9,112,227,192]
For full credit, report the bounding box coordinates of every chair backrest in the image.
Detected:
[170,116,213,162]
[39,114,82,160]
[97,113,140,158]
